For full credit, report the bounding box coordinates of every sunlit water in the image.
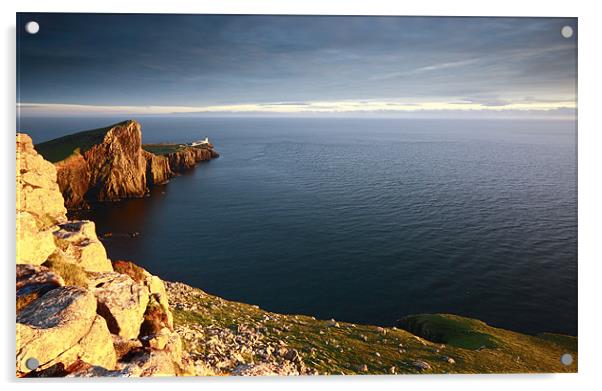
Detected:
[21,116,577,335]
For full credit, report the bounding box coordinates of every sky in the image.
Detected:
[17,13,577,118]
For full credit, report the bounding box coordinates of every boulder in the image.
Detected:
[112,260,173,330]
[16,286,97,374]
[29,315,117,376]
[76,315,117,370]
[52,220,113,272]
[91,272,149,339]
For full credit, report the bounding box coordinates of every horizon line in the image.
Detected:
[17,100,576,117]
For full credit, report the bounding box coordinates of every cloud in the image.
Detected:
[17,14,577,110]
[17,98,576,117]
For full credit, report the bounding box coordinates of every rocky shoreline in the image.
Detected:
[16,129,577,377]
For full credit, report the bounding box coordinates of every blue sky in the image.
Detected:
[17,14,577,117]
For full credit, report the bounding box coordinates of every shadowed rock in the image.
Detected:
[16,264,64,312]
[90,272,150,339]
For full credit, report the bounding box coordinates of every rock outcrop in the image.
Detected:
[16,134,67,265]
[16,286,108,373]
[91,272,150,340]
[52,221,112,272]
[15,134,195,377]
[167,146,218,172]
[17,134,67,227]
[34,120,218,209]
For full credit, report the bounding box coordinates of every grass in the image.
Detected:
[43,257,89,288]
[397,314,500,350]
[142,144,186,156]
[171,287,577,374]
[143,143,212,156]
[35,121,129,163]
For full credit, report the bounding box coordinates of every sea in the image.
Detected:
[19,116,578,336]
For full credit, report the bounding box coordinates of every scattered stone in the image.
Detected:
[284,349,300,362]
[443,356,455,364]
[326,319,340,328]
[232,363,299,376]
[356,364,368,372]
[412,360,432,371]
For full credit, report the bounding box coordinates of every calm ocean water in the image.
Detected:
[20,116,577,335]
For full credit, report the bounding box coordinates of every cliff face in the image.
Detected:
[142,151,171,186]
[46,120,218,209]
[16,133,195,377]
[55,154,91,210]
[83,120,149,202]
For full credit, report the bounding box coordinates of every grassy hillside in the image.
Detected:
[34,123,119,163]
[169,282,577,375]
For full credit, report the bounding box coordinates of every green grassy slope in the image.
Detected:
[172,286,577,375]
[34,122,122,163]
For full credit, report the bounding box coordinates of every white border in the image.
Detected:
[2,1,601,390]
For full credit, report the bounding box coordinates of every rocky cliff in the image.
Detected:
[36,120,218,209]
[16,133,195,377]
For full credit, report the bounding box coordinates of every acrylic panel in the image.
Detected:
[16,13,577,377]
